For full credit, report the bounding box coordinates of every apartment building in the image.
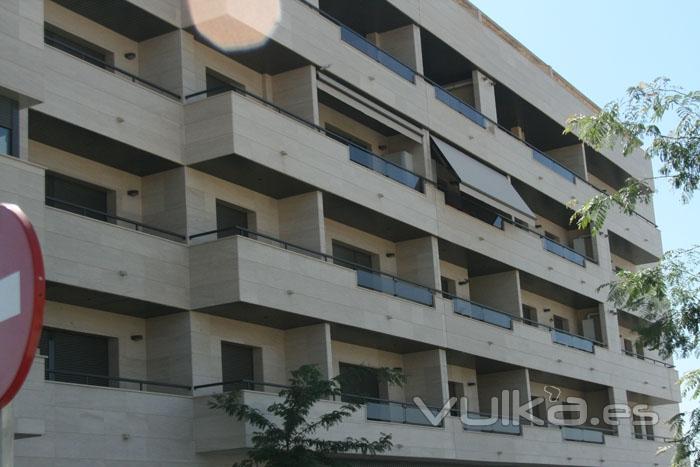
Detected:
[0,0,679,465]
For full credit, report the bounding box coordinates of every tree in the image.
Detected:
[565,77,700,466]
[210,364,404,467]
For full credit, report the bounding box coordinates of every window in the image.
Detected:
[634,340,645,360]
[332,241,374,270]
[216,200,250,238]
[221,342,256,392]
[545,231,561,243]
[325,123,372,150]
[448,381,465,416]
[531,396,547,425]
[441,276,456,299]
[338,362,380,402]
[623,338,634,355]
[633,414,655,440]
[45,173,113,222]
[39,327,115,387]
[44,25,110,69]
[206,68,245,97]
[522,305,538,326]
[553,315,570,333]
[0,96,17,157]
[443,191,506,230]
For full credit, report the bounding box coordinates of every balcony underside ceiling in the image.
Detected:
[191,154,316,199]
[322,192,427,242]
[191,32,309,75]
[29,111,179,176]
[438,239,513,277]
[519,272,599,309]
[196,302,322,330]
[331,324,435,354]
[319,0,412,35]
[608,231,659,265]
[529,369,608,393]
[52,0,177,41]
[46,282,185,318]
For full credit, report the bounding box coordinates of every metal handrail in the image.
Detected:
[296,0,657,228]
[44,35,181,100]
[46,196,187,242]
[185,85,433,188]
[190,225,604,348]
[45,369,191,392]
[621,348,675,368]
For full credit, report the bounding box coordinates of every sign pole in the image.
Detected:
[0,403,13,467]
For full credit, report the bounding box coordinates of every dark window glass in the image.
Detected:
[221,342,255,392]
[206,69,245,97]
[45,173,110,222]
[0,96,17,157]
[44,27,108,68]
[441,276,456,299]
[216,200,249,238]
[332,242,373,270]
[448,381,464,416]
[634,341,645,359]
[623,338,634,355]
[553,315,570,332]
[338,362,380,402]
[522,305,538,326]
[40,328,112,387]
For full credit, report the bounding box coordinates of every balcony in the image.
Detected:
[560,425,611,444]
[452,297,513,329]
[532,148,577,183]
[434,86,487,128]
[43,205,190,310]
[551,329,595,353]
[542,236,587,267]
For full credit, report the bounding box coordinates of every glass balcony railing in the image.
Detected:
[462,413,522,435]
[340,27,415,83]
[551,329,595,353]
[364,399,442,427]
[434,87,487,128]
[560,426,607,444]
[542,237,586,267]
[452,298,513,329]
[349,145,424,192]
[356,268,434,306]
[532,149,577,184]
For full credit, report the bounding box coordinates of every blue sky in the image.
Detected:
[468,0,700,413]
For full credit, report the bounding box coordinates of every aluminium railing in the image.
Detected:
[45,369,191,394]
[45,196,187,242]
[621,348,675,368]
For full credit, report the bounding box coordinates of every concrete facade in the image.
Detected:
[0,0,677,465]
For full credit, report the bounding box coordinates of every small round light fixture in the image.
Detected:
[124,52,136,60]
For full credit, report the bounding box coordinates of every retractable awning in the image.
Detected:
[431,137,536,219]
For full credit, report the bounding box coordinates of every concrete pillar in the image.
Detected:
[599,302,620,351]
[608,387,632,436]
[477,368,531,415]
[17,107,28,161]
[402,349,448,407]
[142,167,188,238]
[472,69,497,122]
[396,236,441,289]
[271,65,319,125]
[547,143,588,180]
[146,312,193,392]
[278,191,326,253]
[0,405,13,467]
[375,24,423,74]
[469,270,522,317]
[285,323,333,379]
[138,30,185,98]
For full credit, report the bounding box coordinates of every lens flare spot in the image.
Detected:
[186,0,281,52]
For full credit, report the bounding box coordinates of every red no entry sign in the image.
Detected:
[0,204,45,409]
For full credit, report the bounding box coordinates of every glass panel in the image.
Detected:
[0,127,10,156]
[435,87,487,128]
[532,149,577,183]
[340,27,415,82]
[377,50,415,82]
[356,269,395,295]
[349,145,423,192]
[366,400,390,422]
[463,413,521,435]
[561,426,605,444]
[395,280,434,306]
[453,298,512,329]
[542,237,586,266]
[551,330,595,353]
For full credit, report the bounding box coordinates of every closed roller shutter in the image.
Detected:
[221,342,255,391]
[40,328,111,387]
